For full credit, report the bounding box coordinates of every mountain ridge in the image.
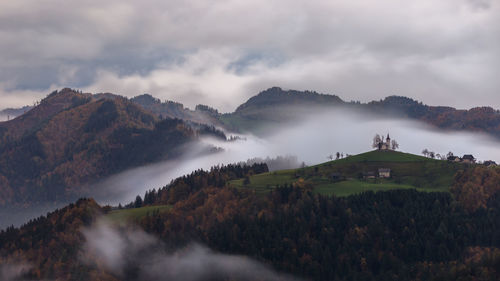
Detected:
[5,87,500,138]
[224,87,500,137]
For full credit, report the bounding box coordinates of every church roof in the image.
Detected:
[463,154,475,160]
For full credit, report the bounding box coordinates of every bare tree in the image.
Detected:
[391,139,399,150]
[327,154,334,161]
[422,149,429,157]
[372,134,382,149]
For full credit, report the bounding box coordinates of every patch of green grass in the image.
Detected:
[313,179,448,197]
[106,205,172,223]
[231,170,295,188]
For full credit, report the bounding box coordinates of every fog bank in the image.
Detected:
[82,219,298,281]
[92,108,500,206]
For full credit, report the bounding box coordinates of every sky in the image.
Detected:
[0,0,498,112]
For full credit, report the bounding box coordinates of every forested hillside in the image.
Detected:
[1,161,499,281]
[0,89,226,207]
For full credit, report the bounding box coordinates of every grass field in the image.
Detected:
[106,205,172,223]
[229,150,466,197]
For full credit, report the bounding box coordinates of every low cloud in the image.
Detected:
[81,219,298,281]
[90,107,500,206]
[0,262,31,281]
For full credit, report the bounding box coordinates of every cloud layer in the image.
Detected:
[0,0,498,111]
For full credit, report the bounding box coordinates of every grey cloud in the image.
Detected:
[81,219,298,281]
[0,0,498,111]
[466,0,493,10]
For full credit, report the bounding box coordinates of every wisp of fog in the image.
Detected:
[92,107,500,206]
[0,262,31,281]
[81,219,298,281]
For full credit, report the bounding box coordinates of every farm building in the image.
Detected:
[378,168,391,178]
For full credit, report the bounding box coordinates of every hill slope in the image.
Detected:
[230,150,467,196]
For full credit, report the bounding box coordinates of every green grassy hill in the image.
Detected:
[229,150,467,197]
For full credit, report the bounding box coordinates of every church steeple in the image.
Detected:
[385,133,391,150]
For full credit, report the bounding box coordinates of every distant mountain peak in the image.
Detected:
[235,87,344,113]
[131,93,162,106]
[380,95,421,106]
[45,88,90,100]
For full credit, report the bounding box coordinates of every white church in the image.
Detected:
[378,134,392,150]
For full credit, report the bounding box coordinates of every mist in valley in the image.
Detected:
[4,105,500,227]
[92,106,500,206]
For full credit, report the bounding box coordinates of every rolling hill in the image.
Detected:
[229,150,468,196]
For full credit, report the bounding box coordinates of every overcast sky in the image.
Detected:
[0,0,498,112]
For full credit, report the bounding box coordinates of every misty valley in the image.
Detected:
[1,88,500,281]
